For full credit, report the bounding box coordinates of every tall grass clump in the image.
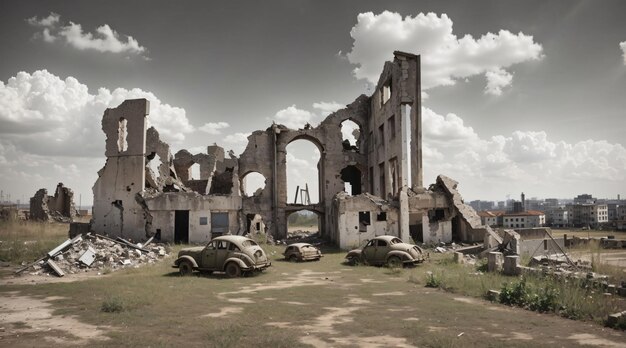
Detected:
[0,220,68,263]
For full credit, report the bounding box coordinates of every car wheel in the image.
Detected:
[387,256,402,268]
[179,260,194,276]
[288,255,298,263]
[225,262,242,278]
[347,257,360,266]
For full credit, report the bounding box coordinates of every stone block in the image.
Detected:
[486,290,500,301]
[487,252,503,273]
[453,252,465,264]
[503,255,520,276]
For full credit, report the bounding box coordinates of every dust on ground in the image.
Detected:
[0,292,111,345]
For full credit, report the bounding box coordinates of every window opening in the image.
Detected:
[118,117,128,152]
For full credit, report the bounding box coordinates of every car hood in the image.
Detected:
[178,246,204,257]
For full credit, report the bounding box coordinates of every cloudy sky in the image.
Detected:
[1,0,625,206]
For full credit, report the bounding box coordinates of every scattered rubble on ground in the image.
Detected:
[14,233,169,277]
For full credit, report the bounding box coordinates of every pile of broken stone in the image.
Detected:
[15,233,169,278]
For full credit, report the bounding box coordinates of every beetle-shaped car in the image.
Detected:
[173,235,271,277]
[283,243,323,262]
[345,235,425,267]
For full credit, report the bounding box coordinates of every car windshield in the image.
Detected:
[390,238,403,244]
[242,240,258,247]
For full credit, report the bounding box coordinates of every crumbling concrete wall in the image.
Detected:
[29,183,77,222]
[331,192,399,250]
[92,99,151,240]
[143,192,242,243]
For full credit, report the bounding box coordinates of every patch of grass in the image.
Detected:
[0,220,68,263]
[101,296,126,313]
[384,266,403,276]
[1,243,624,347]
[475,259,488,273]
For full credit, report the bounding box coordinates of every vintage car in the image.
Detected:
[173,235,271,277]
[345,235,425,267]
[283,243,323,262]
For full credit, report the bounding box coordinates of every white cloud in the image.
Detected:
[222,132,251,155]
[0,70,193,158]
[27,12,60,27]
[312,101,345,115]
[199,122,230,135]
[484,68,513,95]
[422,107,626,198]
[0,69,194,206]
[620,41,626,65]
[346,11,542,93]
[27,12,147,57]
[272,104,315,129]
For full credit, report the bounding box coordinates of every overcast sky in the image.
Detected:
[1,0,625,206]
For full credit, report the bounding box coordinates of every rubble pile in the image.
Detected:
[17,234,169,277]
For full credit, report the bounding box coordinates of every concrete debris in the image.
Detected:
[47,235,82,258]
[17,233,169,277]
[487,252,504,272]
[46,259,65,277]
[607,311,626,327]
[78,246,97,266]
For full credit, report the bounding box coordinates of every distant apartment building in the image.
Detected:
[525,198,542,211]
[546,208,569,228]
[503,210,546,229]
[497,201,505,209]
[573,194,596,204]
[469,200,494,212]
[607,203,619,221]
[477,211,504,227]
[543,198,560,210]
[618,205,626,221]
[566,203,608,228]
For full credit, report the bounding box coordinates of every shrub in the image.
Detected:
[425,272,442,288]
[499,278,528,306]
[527,285,560,312]
[101,296,126,313]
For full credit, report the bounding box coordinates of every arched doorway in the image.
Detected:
[286,139,321,204]
[287,209,321,238]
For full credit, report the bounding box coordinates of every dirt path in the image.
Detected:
[0,292,111,345]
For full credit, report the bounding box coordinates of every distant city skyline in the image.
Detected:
[1,1,625,205]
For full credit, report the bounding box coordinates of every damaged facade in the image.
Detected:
[29,183,77,222]
[92,51,491,249]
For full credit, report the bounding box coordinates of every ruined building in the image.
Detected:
[30,183,77,222]
[92,51,492,249]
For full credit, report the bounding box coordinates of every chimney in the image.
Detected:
[521,192,526,211]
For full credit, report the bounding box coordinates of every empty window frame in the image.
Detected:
[388,115,396,139]
[359,211,371,232]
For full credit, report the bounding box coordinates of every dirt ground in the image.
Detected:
[0,247,624,347]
